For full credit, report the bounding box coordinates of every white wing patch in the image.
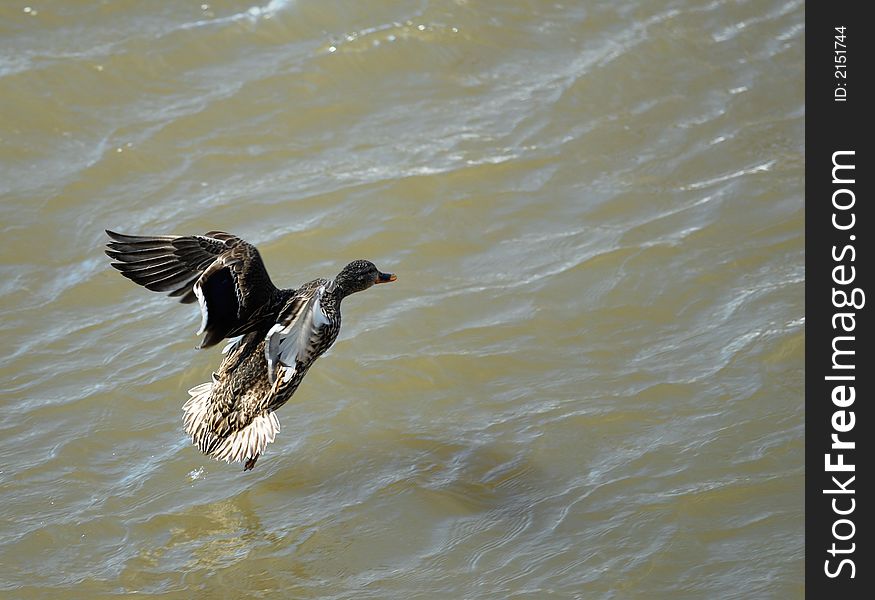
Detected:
[312,294,329,327]
[194,281,208,335]
[265,322,287,383]
[222,335,243,355]
[264,285,330,384]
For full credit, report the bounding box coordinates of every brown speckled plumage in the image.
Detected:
[105,230,395,471]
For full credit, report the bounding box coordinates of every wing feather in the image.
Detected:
[106,229,237,300]
[264,285,329,384]
[105,229,279,347]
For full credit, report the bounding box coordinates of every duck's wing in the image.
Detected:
[264,283,331,385]
[105,230,278,348]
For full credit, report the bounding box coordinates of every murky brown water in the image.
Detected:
[1,1,804,597]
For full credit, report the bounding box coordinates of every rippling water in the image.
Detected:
[1,1,804,597]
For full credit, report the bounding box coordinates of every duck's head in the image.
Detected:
[332,259,396,296]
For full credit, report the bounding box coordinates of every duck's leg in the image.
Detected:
[243,454,260,471]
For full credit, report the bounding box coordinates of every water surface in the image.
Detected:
[1,1,804,597]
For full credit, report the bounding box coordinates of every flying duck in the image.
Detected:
[105,229,396,470]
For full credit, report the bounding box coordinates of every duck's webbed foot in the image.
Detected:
[243,454,260,471]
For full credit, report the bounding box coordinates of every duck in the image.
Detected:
[105,229,396,471]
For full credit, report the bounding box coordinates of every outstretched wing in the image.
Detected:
[105,230,278,348]
[105,230,238,302]
[264,284,331,384]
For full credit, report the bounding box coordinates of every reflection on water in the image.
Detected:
[1,0,803,597]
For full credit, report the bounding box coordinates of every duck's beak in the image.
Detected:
[375,272,397,284]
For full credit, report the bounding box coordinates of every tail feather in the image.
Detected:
[182,381,280,464]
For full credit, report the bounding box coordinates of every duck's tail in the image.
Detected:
[182,381,280,466]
